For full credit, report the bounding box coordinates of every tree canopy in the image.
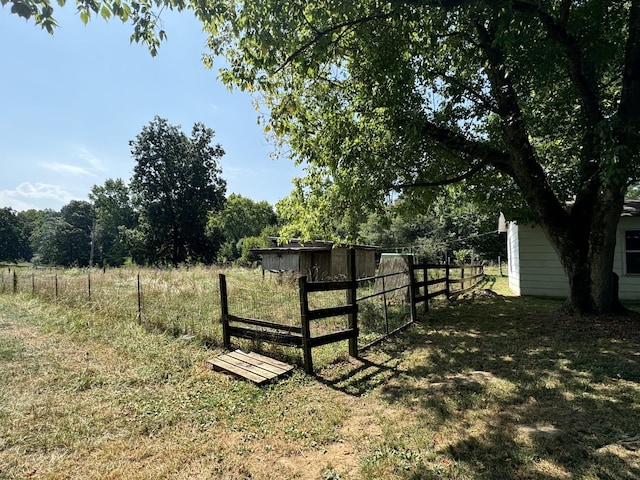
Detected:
[206,193,278,263]
[130,116,226,266]
[89,178,136,266]
[206,0,639,314]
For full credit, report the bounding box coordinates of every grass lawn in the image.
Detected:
[1,272,639,479]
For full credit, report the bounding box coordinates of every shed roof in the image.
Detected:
[512,198,640,223]
[251,238,379,254]
[250,247,331,255]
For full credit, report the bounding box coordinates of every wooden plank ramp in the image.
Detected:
[208,349,294,384]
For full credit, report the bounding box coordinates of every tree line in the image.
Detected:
[0,118,504,267]
[0,117,279,268]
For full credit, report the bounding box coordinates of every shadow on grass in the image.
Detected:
[318,294,640,479]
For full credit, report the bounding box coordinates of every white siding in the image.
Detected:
[511,223,569,298]
[510,217,640,300]
[616,217,640,300]
[507,222,521,295]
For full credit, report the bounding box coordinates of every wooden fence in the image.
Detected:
[219,251,485,374]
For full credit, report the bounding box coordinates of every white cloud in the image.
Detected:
[0,182,74,211]
[40,161,98,177]
[39,147,108,178]
[77,147,108,172]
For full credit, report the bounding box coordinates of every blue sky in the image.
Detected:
[0,7,300,212]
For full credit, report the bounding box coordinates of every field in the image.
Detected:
[1,268,639,479]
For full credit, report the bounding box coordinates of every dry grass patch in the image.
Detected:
[2,271,640,479]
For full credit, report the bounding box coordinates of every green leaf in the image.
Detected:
[100,5,111,20]
[120,3,130,22]
[10,2,32,19]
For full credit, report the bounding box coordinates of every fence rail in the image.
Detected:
[219,253,485,374]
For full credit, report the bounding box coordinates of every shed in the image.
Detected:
[251,239,378,281]
[507,200,640,300]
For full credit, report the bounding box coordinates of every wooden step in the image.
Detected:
[208,349,294,384]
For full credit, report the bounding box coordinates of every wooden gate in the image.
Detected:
[219,250,358,374]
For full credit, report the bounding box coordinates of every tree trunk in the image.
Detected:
[538,191,626,315]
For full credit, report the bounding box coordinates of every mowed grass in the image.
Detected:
[1,271,639,479]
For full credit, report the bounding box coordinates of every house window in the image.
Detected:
[625,230,640,274]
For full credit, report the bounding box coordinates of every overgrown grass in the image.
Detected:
[1,271,639,479]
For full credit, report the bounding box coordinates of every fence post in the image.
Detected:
[408,255,417,323]
[219,274,231,350]
[298,275,313,374]
[423,264,429,313]
[88,272,91,301]
[32,273,35,294]
[347,248,358,358]
[381,275,389,334]
[137,273,142,324]
[445,263,451,299]
[12,271,17,294]
[460,264,465,291]
[55,273,58,300]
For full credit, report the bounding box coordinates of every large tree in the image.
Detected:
[205,0,639,315]
[130,116,226,266]
[11,0,640,313]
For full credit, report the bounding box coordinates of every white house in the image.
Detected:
[507,200,640,300]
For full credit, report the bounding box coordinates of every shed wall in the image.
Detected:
[330,247,377,279]
[299,251,332,280]
[261,253,300,272]
[518,224,569,298]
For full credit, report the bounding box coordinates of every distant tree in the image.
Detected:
[89,178,136,266]
[237,234,274,266]
[358,188,505,262]
[16,209,44,261]
[359,206,446,262]
[29,210,69,266]
[207,193,277,262]
[0,208,29,262]
[429,190,505,262]
[29,202,95,267]
[130,116,226,266]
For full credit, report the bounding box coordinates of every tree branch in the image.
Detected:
[513,0,604,125]
[618,0,640,123]
[392,159,489,189]
[273,0,476,75]
[419,120,512,172]
[273,13,391,74]
[434,70,499,113]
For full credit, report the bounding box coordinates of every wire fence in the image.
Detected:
[1,262,485,356]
